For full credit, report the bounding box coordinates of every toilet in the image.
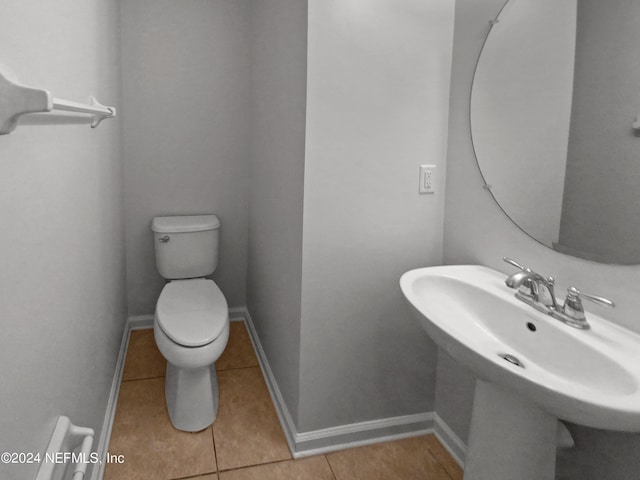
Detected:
[151,214,229,432]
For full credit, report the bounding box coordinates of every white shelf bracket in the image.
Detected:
[0,67,116,135]
[0,70,51,134]
[35,415,95,480]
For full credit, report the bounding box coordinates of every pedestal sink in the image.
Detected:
[400,265,640,480]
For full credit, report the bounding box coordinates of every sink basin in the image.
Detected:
[401,265,640,430]
[400,265,640,479]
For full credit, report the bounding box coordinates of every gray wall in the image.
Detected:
[559,0,640,263]
[121,0,251,315]
[0,1,126,478]
[442,0,640,477]
[247,0,308,429]
[298,0,455,432]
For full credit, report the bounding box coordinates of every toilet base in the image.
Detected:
[165,362,219,432]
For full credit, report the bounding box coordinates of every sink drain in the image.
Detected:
[499,353,525,368]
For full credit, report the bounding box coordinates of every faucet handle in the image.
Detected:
[559,287,615,326]
[566,287,615,309]
[503,257,526,271]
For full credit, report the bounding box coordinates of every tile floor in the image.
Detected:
[104,321,463,480]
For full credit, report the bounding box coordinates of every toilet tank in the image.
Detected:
[152,215,220,279]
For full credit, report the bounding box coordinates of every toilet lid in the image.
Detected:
[156,279,228,347]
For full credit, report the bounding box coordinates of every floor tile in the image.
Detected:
[219,456,335,480]
[213,367,291,470]
[216,321,258,371]
[424,436,463,480]
[104,377,216,480]
[122,329,166,381]
[326,435,451,480]
[109,326,461,480]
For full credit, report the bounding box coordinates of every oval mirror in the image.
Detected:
[471,0,640,264]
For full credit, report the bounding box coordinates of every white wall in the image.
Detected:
[0,1,126,478]
[471,0,576,246]
[121,0,251,316]
[442,0,640,477]
[298,0,455,432]
[247,0,308,429]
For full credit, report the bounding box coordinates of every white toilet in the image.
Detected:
[151,214,229,432]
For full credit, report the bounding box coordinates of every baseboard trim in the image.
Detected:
[296,412,434,443]
[240,306,446,458]
[90,321,131,480]
[241,307,300,455]
[228,307,246,320]
[433,412,467,468]
[127,307,245,329]
[293,414,435,458]
[128,314,153,329]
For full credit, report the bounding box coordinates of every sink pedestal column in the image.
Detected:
[464,379,557,480]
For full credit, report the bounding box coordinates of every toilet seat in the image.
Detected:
[156,278,228,347]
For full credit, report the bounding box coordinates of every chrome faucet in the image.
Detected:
[502,257,615,329]
[503,257,558,314]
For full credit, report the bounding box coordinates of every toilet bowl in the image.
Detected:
[151,214,229,432]
[154,278,229,432]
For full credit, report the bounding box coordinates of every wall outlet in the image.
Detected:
[419,165,436,194]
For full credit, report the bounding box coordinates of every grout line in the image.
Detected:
[323,455,339,480]
[217,456,294,473]
[424,439,459,480]
[428,449,455,480]
[425,435,461,480]
[211,425,219,476]
[444,464,459,480]
[170,472,218,480]
[121,374,165,383]
[442,466,457,480]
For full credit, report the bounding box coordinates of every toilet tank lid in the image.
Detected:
[152,215,220,233]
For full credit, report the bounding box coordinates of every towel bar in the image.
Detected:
[0,67,116,134]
